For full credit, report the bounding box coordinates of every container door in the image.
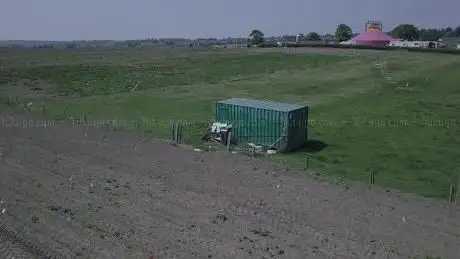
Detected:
[287,108,308,151]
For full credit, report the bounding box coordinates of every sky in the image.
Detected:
[0,0,459,41]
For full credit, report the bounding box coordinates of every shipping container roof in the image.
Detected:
[217,98,307,112]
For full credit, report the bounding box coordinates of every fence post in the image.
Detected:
[175,121,181,144]
[449,185,455,203]
[189,122,192,142]
[369,169,375,185]
[174,121,178,143]
[457,177,460,204]
[304,155,309,170]
[170,121,176,143]
[280,159,286,172]
[181,122,184,144]
[177,122,181,144]
[226,130,232,152]
[178,122,183,144]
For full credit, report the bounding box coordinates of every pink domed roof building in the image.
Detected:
[350,31,396,46]
[346,21,396,46]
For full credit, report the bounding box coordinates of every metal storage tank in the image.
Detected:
[214,98,308,152]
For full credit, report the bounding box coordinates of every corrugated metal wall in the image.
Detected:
[214,101,308,152]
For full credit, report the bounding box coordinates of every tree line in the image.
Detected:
[392,24,460,41]
[249,24,460,45]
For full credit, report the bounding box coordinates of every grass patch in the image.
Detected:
[283,61,460,197]
[0,49,347,96]
[1,48,460,198]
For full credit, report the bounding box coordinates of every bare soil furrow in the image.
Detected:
[0,114,459,258]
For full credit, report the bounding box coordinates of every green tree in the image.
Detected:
[335,24,353,42]
[391,24,420,40]
[306,32,321,41]
[419,28,443,41]
[454,26,460,37]
[248,29,264,46]
[445,27,453,37]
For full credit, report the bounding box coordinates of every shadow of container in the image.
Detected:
[297,139,328,153]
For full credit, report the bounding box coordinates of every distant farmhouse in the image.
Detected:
[340,21,452,49]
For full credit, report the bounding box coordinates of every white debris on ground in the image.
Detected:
[247,143,263,151]
[246,143,278,155]
[266,150,276,155]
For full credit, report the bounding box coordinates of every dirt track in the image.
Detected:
[0,112,459,259]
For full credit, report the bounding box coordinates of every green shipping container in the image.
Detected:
[214,98,308,152]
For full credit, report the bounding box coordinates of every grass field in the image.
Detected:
[1,47,460,198]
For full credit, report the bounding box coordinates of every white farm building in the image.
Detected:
[388,40,444,48]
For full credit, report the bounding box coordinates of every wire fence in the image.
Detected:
[65,116,211,147]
